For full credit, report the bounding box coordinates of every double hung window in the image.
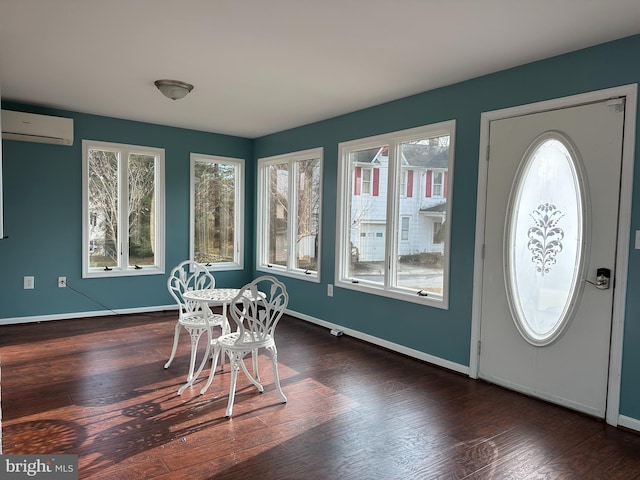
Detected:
[190,153,244,270]
[336,121,455,308]
[82,140,165,277]
[401,216,410,241]
[257,148,323,281]
[432,171,444,197]
[361,168,372,195]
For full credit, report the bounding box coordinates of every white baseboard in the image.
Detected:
[286,308,470,375]
[0,304,177,326]
[618,414,640,433]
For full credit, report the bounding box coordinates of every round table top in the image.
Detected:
[182,288,241,304]
[183,288,265,306]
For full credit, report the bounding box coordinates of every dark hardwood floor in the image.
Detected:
[1,311,640,479]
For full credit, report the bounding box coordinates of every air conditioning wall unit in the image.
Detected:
[1,109,74,146]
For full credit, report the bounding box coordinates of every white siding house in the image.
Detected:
[350,144,448,263]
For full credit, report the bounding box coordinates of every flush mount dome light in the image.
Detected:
[154,79,194,100]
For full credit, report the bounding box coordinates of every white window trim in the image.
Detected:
[335,121,455,309]
[82,139,165,278]
[189,153,245,271]
[256,147,323,282]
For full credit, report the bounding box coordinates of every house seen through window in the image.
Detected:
[337,121,455,308]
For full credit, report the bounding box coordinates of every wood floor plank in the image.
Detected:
[1,312,639,479]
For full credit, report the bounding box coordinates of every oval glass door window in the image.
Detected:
[505,134,585,346]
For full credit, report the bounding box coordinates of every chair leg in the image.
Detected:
[212,325,226,372]
[251,349,259,381]
[239,357,264,392]
[186,326,206,382]
[163,322,181,369]
[177,327,207,395]
[225,354,241,417]
[199,345,222,395]
[269,346,287,404]
[212,348,225,372]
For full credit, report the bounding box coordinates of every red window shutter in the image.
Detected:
[373,168,380,196]
[407,170,414,197]
[443,172,448,198]
[426,170,432,197]
[354,167,361,195]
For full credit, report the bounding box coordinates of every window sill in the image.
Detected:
[201,262,243,272]
[83,266,165,279]
[257,265,320,283]
[335,279,448,309]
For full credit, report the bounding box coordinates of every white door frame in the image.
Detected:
[470,84,637,426]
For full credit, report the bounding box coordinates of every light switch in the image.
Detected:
[636,230,640,250]
[24,276,34,289]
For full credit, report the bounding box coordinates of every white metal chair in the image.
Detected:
[200,275,288,417]
[164,260,226,386]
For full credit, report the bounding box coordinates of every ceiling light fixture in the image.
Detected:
[154,79,194,100]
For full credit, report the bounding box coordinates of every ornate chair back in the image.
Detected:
[167,260,215,318]
[229,276,288,347]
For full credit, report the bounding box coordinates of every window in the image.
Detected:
[361,167,372,194]
[432,171,444,197]
[190,153,244,270]
[506,136,583,345]
[401,216,410,241]
[426,170,447,198]
[257,148,323,281]
[433,221,443,244]
[82,140,165,278]
[336,121,455,308]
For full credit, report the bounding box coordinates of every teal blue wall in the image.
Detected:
[254,34,640,420]
[0,103,254,318]
[2,34,640,422]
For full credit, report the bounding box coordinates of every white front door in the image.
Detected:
[478,99,625,417]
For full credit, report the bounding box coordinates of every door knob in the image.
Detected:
[584,268,611,290]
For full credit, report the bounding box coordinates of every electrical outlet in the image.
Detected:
[24,276,35,289]
[327,284,333,297]
[58,276,67,288]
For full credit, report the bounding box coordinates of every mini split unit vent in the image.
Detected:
[1,109,74,146]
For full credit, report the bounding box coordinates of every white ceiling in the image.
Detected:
[1,0,640,139]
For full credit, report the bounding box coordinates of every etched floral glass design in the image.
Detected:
[506,136,584,345]
[527,203,564,276]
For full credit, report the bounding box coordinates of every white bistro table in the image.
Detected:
[178,288,256,395]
